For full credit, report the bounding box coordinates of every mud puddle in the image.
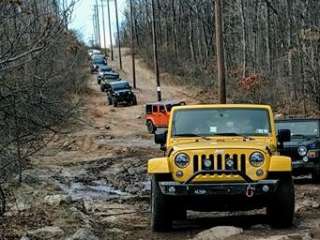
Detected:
[54,179,130,201]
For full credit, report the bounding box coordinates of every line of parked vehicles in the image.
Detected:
[88,49,320,232]
[88,49,137,107]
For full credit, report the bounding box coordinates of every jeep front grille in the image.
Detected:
[193,153,246,175]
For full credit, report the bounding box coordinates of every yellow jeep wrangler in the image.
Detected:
[148,104,294,231]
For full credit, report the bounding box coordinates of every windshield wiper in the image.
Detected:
[291,134,305,137]
[174,133,210,141]
[213,133,255,141]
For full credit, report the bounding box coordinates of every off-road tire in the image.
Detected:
[147,120,156,134]
[312,166,320,183]
[267,176,295,228]
[97,79,101,85]
[113,98,118,107]
[132,96,137,106]
[151,176,172,232]
[0,185,5,217]
[100,85,105,92]
[107,96,112,105]
[172,203,187,220]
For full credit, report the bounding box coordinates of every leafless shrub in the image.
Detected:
[0,0,87,199]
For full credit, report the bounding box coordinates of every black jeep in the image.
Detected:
[106,80,137,107]
[99,72,120,92]
[276,118,320,182]
[97,66,113,84]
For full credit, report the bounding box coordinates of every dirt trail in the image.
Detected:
[1,50,320,240]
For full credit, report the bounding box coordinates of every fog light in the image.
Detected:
[303,156,309,163]
[262,185,270,193]
[168,186,176,193]
[176,171,183,178]
[256,169,264,176]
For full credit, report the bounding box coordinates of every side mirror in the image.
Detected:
[278,129,291,143]
[155,131,167,145]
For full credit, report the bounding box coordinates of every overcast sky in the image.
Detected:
[69,0,127,46]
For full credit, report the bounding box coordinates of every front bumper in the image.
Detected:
[292,159,319,173]
[159,180,279,197]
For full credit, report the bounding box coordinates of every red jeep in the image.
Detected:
[145,100,186,133]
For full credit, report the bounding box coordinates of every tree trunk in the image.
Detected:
[215,0,226,103]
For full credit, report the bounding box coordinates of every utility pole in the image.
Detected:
[129,0,136,88]
[215,0,226,104]
[151,0,161,101]
[95,0,102,48]
[107,0,114,60]
[115,0,123,69]
[92,14,98,46]
[100,0,107,55]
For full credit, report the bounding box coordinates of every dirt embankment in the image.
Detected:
[1,50,320,240]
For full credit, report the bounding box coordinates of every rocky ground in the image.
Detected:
[0,50,320,240]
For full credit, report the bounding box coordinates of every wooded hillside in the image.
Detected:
[0,0,87,183]
[120,0,320,114]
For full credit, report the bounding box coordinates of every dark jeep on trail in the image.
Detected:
[106,80,137,107]
[276,119,320,182]
[90,55,107,73]
[97,66,113,84]
[99,71,120,92]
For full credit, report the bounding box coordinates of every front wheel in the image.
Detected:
[312,166,320,183]
[146,120,156,134]
[267,176,295,228]
[113,98,118,107]
[151,176,172,232]
[0,185,5,217]
[107,96,113,105]
[132,96,137,106]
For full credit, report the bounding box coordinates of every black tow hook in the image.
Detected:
[246,185,256,198]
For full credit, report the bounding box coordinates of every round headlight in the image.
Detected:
[175,153,190,168]
[298,146,307,156]
[250,152,265,167]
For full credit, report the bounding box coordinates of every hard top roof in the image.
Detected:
[109,80,129,85]
[146,100,185,105]
[103,71,118,75]
[276,118,320,122]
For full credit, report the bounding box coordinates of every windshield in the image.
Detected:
[93,58,105,64]
[112,82,130,91]
[100,67,112,72]
[172,108,271,137]
[105,74,119,79]
[276,121,319,137]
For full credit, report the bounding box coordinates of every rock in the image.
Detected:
[256,232,312,240]
[27,226,64,240]
[66,228,98,240]
[136,115,142,119]
[303,199,319,208]
[250,224,271,230]
[108,227,124,234]
[127,168,135,175]
[83,198,95,213]
[69,207,91,226]
[192,226,243,240]
[20,237,30,240]
[311,227,320,239]
[105,125,111,130]
[125,185,140,194]
[44,194,72,206]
